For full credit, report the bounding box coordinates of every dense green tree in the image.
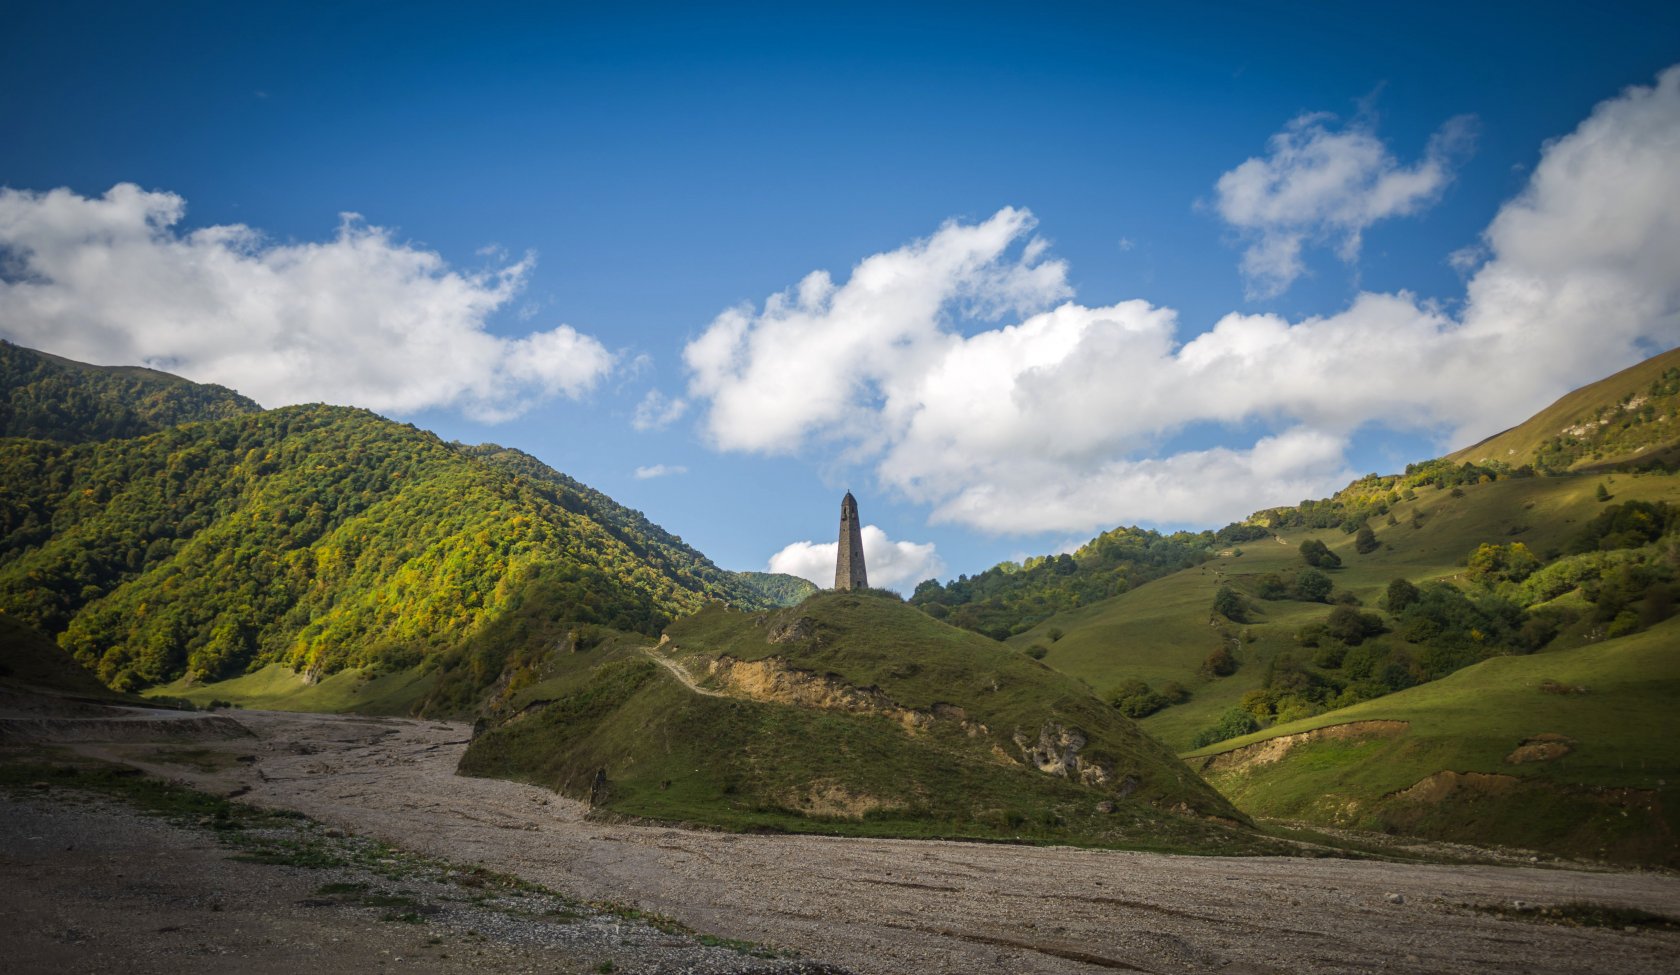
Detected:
[1292,568,1334,603]
[1385,577,1421,613]
[1324,606,1385,645]
[1299,539,1341,568]
[1466,542,1541,584]
[1200,645,1238,677]
[1211,585,1249,622]
[1190,707,1259,748]
[1106,679,1170,718]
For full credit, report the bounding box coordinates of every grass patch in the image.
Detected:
[145,662,435,716]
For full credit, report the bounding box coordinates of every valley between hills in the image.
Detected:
[4,339,1680,972]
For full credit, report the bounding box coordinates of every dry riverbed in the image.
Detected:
[8,705,1680,975]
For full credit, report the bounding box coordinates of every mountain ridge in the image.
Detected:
[0,344,786,697]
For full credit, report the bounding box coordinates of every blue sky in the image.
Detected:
[4,2,1680,587]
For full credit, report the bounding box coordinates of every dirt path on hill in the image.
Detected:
[642,641,727,697]
[62,710,1680,975]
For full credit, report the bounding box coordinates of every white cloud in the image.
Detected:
[684,206,1070,454]
[631,389,688,431]
[0,184,614,421]
[768,525,945,592]
[1214,111,1476,298]
[685,66,1680,535]
[633,463,688,479]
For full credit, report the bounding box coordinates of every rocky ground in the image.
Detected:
[6,704,1680,975]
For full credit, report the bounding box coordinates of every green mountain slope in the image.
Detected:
[0,395,770,694]
[1184,615,1680,866]
[727,570,820,607]
[910,524,1260,640]
[1010,471,1680,749]
[0,340,258,442]
[1451,345,1680,472]
[461,590,1273,852]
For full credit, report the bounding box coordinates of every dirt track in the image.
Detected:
[57,708,1680,975]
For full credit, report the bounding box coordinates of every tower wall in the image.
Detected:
[834,492,868,590]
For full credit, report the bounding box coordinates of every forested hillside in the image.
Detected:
[0,340,258,442]
[909,523,1267,639]
[0,346,782,694]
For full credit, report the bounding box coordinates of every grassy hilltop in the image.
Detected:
[1450,345,1680,472]
[461,589,1269,852]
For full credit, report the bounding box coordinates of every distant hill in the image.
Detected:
[1450,345,1680,472]
[728,570,819,607]
[0,345,775,696]
[909,524,1258,639]
[460,589,1268,852]
[1006,472,1680,744]
[0,340,258,442]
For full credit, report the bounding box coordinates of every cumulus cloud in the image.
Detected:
[631,389,688,430]
[0,184,614,420]
[768,525,945,592]
[1214,111,1476,297]
[685,66,1680,534]
[684,206,1070,453]
[633,463,688,479]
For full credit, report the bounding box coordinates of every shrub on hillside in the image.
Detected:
[1211,585,1249,622]
[1300,539,1341,568]
[1324,606,1386,645]
[1189,707,1260,749]
[1293,568,1334,603]
[1200,645,1238,677]
[1466,541,1541,585]
[1106,679,1170,718]
[1385,577,1420,613]
[1354,525,1379,554]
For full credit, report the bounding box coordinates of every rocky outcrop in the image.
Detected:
[1013,722,1111,786]
[1198,720,1410,774]
[1505,733,1575,764]
[1388,769,1520,803]
[701,655,992,739]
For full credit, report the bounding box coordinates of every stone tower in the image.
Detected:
[834,491,868,590]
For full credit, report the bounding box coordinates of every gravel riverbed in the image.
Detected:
[15,707,1680,975]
